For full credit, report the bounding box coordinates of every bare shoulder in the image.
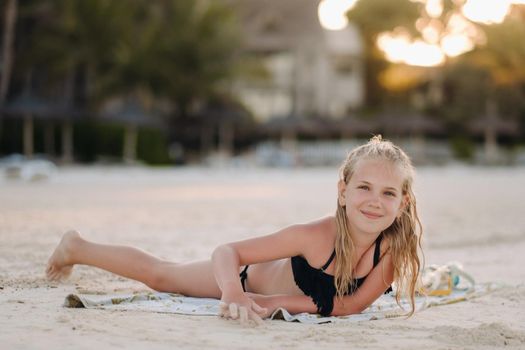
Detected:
[300,216,337,259]
[300,216,336,240]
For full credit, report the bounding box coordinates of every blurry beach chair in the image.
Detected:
[1,154,57,181]
[418,262,476,296]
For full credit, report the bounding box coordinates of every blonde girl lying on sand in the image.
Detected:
[46,135,423,325]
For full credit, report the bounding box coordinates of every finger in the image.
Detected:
[218,309,225,318]
[239,306,248,325]
[251,302,268,316]
[249,310,265,326]
[220,309,231,319]
[229,303,239,319]
[219,302,228,312]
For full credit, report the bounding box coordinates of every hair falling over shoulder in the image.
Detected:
[334,135,423,316]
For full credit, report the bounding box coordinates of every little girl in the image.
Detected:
[46,135,423,325]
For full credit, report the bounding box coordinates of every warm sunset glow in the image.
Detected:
[421,23,441,44]
[377,32,445,67]
[405,40,445,66]
[318,0,358,31]
[374,0,524,66]
[440,33,474,57]
[462,0,511,24]
[425,0,443,18]
[377,32,411,64]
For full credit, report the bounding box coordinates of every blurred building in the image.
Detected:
[234,0,364,122]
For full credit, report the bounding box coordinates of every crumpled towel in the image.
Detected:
[63,283,499,324]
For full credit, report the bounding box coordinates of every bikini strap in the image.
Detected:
[322,233,383,272]
[373,234,383,267]
[320,250,336,271]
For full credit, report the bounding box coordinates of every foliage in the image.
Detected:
[441,62,491,122]
[346,0,420,37]
[15,0,241,114]
[346,0,421,108]
[450,135,475,161]
[347,0,525,137]
[4,0,243,163]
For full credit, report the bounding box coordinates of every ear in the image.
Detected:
[337,179,347,207]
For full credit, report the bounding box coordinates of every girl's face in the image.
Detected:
[339,158,406,238]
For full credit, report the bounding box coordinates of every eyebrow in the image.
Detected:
[358,180,399,192]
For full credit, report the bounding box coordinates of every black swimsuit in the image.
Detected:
[239,234,392,316]
[291,234,391,316]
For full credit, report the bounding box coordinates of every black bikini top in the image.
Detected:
[291,234,391,316]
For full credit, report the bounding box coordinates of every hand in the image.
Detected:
[218,291,267,326]
[244,292,277,319]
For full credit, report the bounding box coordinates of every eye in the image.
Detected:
[384,191,396,197]
[358,185,369,190]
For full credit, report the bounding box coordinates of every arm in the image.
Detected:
[331,252,394,316]
[211,223,311,293]
[244,237,394,318]
[245,293,318,317]
[211,222,316,323]
[248,251,394,317]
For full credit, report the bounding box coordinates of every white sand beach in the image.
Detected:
[1,165,525,349]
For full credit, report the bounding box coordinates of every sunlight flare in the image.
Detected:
[462,0,511,24]
[425,0,444,18]
[318,0,358,30]
[440,34,474,57]
[377,31,445,67]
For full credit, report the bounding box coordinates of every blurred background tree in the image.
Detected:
[346,0,420,110]
[1,0,524,164]
[1,0,243,163]
[346,0,525,159]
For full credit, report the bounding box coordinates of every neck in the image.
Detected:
[349,228,381,250]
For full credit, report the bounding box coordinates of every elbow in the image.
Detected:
[330,300,366,317]
[211,244,227,261]
[211,244,237,263]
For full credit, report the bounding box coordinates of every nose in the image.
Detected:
[368,191,381,208]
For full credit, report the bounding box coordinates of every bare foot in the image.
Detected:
[46,230,80,281]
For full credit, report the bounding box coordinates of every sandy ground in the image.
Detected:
[1,164,525,349]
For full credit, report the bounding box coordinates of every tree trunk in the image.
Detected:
[23,114,33,158]
[61,120,73,164]
[0,0,18,141]
[61,68,76,164]
[200,123,213,158]
[44,123,55,158]
[410,133,425,164]
[0,0,17,104]
[484,99,499,164]
[218,120,233,157]
[123,124,138,164]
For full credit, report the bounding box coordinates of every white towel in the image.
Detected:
[64,283,498,324]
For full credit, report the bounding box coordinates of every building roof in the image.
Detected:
[323,24,363,56]
[238,0,324,52]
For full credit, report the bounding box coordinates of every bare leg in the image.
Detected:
[46,230,222,298]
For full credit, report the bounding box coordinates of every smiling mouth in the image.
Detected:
[361,210,383,219]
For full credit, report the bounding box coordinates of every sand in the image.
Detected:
[1,164,524,349]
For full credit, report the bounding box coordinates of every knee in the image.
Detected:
[144,261,174,292]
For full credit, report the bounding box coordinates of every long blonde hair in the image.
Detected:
[334,135,423,315]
